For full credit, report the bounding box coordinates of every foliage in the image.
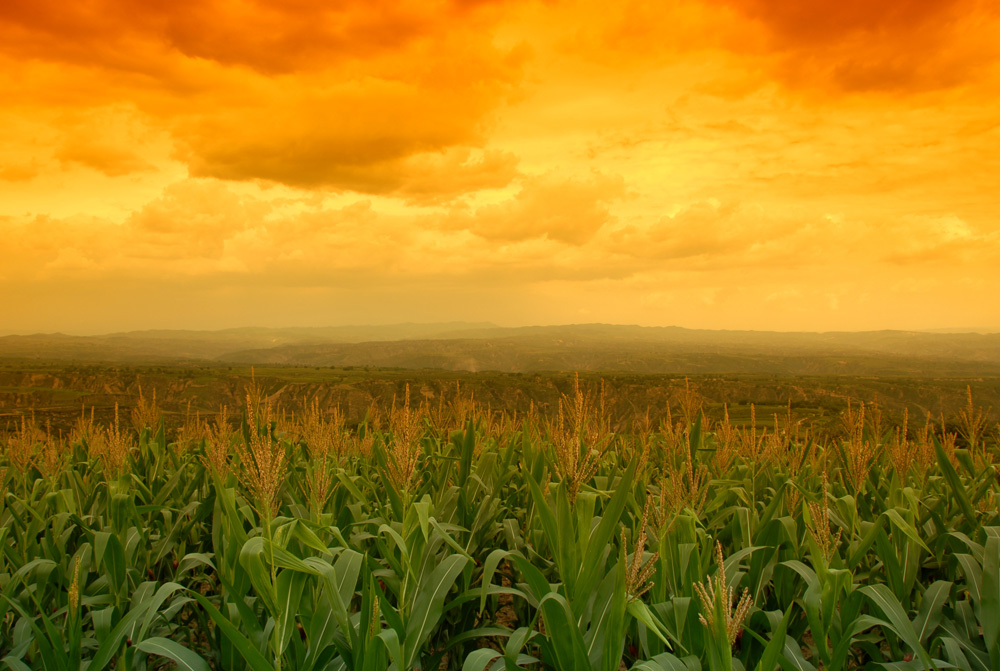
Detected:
[1,378,1000,670]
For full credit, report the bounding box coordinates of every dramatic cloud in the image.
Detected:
[0,0,528,197]
[583,0,1000,94]
[0,0,517,73]
[743,0,1000,93]
[1,0,998,332]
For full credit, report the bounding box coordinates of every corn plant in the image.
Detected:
[1,379,999,671]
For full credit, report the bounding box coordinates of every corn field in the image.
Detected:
[2,377,1000,671]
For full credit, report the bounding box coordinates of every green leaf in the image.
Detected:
[936,436,977,528]
[378,628,405,671]
[430,517,474,561]
[778,635,817,671]
[187,590,274,671]
[94,531,126,593]
[405,554,470,667]
[414,501,431,542]
[458,418,476,488]
[861,584,934,669]
[876,661,956,670]
[982,536,1000,668]
[464,648,503,671]
[578,461,637,603]
[136,637,210,671]
[276,569,308,655]
[885,509,932,554]
[80,602,151,671]
[631,652,698,671]
[238,537,279,617]
[1,657,33,671]
[913,581,952,646]
[536,592,591,671]
[136,582,187,643]
[481,549,509,614]
[333,549,364,609]
[628,600,672,648]
[524,472,560,572]
[754,606,795,671]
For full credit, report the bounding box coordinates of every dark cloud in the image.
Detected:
[714,0,963,45]
[0,0,522,74]
[710,0,999,92]
[56,139,154,176]
[0,162,40,181]
[0,0,530,198]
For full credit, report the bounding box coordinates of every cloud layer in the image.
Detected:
[2,0,999,332]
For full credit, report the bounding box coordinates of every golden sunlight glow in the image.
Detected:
[2,0,999,333]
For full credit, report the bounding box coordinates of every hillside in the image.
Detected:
[2,323,999,375]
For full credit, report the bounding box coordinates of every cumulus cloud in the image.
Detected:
[2,176,629,283]
[2,179,1000,332]
[604,200,1000,280]
[881,215,998,265]
[608,200,809,266]
[455,172,627,245]
[5,180,997,285]
[125,180,271,259]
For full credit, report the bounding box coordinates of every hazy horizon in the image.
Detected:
[2,320,999,339]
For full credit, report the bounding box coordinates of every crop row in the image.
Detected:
[1,380,1000,670]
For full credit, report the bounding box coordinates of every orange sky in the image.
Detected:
[2,0,999,334]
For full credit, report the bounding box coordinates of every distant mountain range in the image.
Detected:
[2,323,999,376]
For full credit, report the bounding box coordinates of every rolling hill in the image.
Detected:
[1,323,999,376]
